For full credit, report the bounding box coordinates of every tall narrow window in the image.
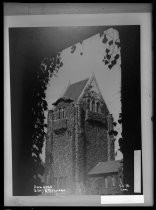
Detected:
[55,110,57,120]
[105,177,108,188]
[87,99,90,110]
[112,176,115,187]
[96,101,100,113]
[56,110,58,120]
[91,100,95,112]
[55,110,58,120]
[58,108,61,119]
[62,107,65,119]
[60,109,62,119]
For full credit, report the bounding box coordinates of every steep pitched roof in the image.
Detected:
[88,160,122,175]
[62,78,89,102]
[52,72,106,106]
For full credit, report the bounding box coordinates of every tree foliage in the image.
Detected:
[31,53,62,194]
[101,30,121,70]
[71,45,76,53]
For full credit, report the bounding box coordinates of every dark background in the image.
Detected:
[9,25,141,195]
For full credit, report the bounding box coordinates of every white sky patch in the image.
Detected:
[41,28,123,162]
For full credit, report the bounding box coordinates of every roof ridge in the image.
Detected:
[70,77,89,85]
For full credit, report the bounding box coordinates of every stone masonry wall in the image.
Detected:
[86,173,122,195]
[45,93,116,194]
[85,121,108,172]
[78,99,109,174]
[51,101,76,194]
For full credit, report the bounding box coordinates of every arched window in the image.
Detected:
[96,102,100,113]
[91,100,95,112]
[87,99,90,110]
[62,107,65,119]
[58,108,61,119]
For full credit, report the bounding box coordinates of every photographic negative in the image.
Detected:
[9,25,142,197]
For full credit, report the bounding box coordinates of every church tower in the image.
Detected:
[45,73,121,195]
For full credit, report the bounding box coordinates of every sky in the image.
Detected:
[41,27,123,162]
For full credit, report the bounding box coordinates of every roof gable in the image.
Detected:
[88,160,122,175]
[77,72,104,103]
[62,78,89,102]
[53,72,106,106]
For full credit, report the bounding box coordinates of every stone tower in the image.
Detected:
[45,73,119,195]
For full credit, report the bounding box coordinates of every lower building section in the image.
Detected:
[85,174,122,195]
[44,160,123,196]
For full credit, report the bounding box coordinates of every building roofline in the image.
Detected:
[52,96,73,106]
[59,80,71,98]
[77,72,104,103]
